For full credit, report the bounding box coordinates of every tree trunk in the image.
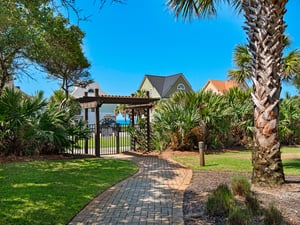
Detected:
[0,60,10,95]
[242,0,286,186]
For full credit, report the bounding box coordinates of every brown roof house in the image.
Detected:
[139,73,193,99]
[202,79,248,95]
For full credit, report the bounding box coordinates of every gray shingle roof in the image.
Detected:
[144,73,183,97]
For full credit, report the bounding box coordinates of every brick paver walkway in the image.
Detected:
[68,153,192,225]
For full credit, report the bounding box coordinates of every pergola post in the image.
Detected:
[145,107,150,152]
[84,92,89,155]
[130,109,136,151]
[94,89,100,157]
[116,123,120,154]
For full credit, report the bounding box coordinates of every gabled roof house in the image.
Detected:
[139,73,193,98]
[202,80,248,95]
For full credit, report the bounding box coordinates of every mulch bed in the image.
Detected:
[0,154,96,163]
[183,170,300,225]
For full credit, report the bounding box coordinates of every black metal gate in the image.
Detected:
[66,123,131,156]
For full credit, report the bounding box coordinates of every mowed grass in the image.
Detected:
[173,147,300,175]
[77,136,131,148]
[0,158,138,225]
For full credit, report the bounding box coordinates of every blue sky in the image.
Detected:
[16,1,300,97]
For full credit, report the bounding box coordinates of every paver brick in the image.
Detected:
[68,153,192,225]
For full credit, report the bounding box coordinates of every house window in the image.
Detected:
[88,89,94,93]
[149,88,153,97]
[177,83,185,91]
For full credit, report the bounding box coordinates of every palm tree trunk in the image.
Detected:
[242,0,286,186]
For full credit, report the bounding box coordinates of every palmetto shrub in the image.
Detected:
[152,88,300,151]
[0,88,90,156]
[0,88,47,155]
[152,91,231,150]
[279,94,300,145]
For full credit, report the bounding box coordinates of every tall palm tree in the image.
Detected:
[228,39,300,85]
[166,0,289,186]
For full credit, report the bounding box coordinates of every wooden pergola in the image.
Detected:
[77,89,159,156]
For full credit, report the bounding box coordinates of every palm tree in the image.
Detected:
[227,45,252,84]
[166,0,289,186]
[228,39,300,85]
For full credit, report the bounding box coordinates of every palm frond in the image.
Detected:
[282,49,300,81]
[166,0,237,20]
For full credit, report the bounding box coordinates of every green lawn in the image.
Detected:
[77,135,131,148]
[173,147,300,175]
[0,158,138,225]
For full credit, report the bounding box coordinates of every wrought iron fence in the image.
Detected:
[66,123,131,155]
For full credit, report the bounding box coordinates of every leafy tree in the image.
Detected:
[166,0,289,186]
[0,1,92,99]
[0,0,45,93]
[32,15,91,101]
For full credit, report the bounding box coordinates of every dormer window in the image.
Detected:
[177,83,185,91]
[88,89,94,93]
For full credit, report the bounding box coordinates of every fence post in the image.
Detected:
[116,124,120,154]
[199,141,205,167]
[130,109,136,151]
[94,89,100,157]
[95,106,100,157]
[84,107,89,155]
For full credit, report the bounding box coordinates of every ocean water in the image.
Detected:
[116,120,130,125]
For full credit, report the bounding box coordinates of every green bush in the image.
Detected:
[228,207,252,225]
[0,88,92,156]
[230,175,251,197]
[263,204,284,225]
[205,184,235,217]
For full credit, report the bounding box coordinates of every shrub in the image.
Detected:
[205,184,235,217]
[230,175,251,197]
[245,193,260,215]
[228,207,252,225]
[263,204,284,225]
